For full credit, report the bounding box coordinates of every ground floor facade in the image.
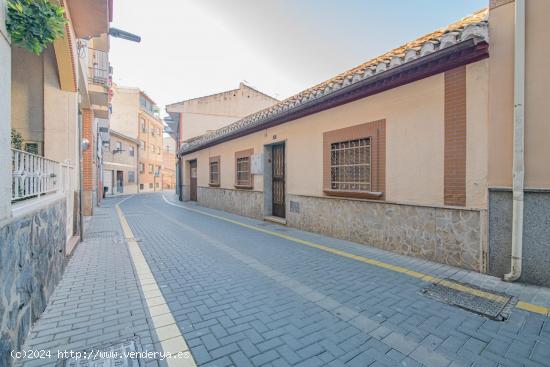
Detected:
[178,1,550,286]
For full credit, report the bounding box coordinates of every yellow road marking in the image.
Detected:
[161,195,550,317]
[116,197,197,367]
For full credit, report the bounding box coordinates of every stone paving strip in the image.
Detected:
[161,195,550,317]
[115,196,196,367]
[19,198,162,367]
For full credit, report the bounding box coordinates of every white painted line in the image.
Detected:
[115,196,196,366]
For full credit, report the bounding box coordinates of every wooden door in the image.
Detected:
[189,160,197,201]
[272,144,285,218]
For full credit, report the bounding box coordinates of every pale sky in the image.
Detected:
[109,0,487,114]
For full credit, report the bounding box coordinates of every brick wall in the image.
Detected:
[444,66,467,206]
[82,109,94,191]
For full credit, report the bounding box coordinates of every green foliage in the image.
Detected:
[6,0,67,55]
[11,129,23,149]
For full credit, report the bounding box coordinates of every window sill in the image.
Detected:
[209,183,220,187]
[234,184,253,190]
[323,190,384,200]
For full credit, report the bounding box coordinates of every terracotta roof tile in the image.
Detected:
[180,8,488,154]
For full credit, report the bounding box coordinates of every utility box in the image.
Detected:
[251,153,264,175]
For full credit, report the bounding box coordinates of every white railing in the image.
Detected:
[12,149,61,202]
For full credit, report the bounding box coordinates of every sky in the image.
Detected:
[109,0,487,114]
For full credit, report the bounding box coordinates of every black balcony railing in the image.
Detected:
[88,48,110,85]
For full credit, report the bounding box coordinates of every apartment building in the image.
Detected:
[1,0,112,362]
[179,2,550,287]
[110,85,164,193]
[103,130,139,196]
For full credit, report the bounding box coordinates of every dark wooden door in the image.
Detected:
[272,144,285,218]
[189,160,197,201]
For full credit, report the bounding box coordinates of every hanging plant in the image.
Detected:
[11,129,23,149]
[6,0,67,55]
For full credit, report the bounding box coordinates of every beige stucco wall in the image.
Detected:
[43,47,79,169]
[488,0,550,189]
[524,0,550,188]
[110,86,140,139]
[168,83,278,142]
[11,47,44,149]
[466,60,489,207]
[182,61,489,209]
[0,0,11,220]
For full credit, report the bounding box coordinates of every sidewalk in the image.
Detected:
[19,197,160,367]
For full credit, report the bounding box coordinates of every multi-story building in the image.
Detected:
[165,82,278,199]
[110,85,163,193]
[138,93,164,192]
[1,0,112,361]
[161,136,177,190]
[103,130,139,196]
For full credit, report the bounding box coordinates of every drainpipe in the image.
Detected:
[504,0,525,282]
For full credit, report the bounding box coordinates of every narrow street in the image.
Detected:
[21,194,550,367]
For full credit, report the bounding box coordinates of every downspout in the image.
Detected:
[504,0,525,282]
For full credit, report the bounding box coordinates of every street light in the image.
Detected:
[109,27,141,43]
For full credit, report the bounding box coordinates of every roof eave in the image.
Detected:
[179,39,488,157]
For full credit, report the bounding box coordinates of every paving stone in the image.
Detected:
[25,194,549,367]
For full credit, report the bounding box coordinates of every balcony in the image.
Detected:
[11,149,74,203]
[87,48,110,119]
[88,48,110,86]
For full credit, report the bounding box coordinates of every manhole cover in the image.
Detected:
[419,280,517,321]
[62,338,143,367]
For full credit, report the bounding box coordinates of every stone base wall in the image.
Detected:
[0,197,67,365]
[488,189,550,286]
[287,194,483,271]
[180,185,190,202]
[197,187,264,219]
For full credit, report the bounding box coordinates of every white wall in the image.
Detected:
[0,0,11,221]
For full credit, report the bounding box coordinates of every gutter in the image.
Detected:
[504,0,525,282]
[180,39,489,156]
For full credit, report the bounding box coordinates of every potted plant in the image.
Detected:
[6,0,67,55]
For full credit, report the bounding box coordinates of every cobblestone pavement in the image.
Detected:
[20,197,161,367]
[117,194,550,367]
[18,193,550,367]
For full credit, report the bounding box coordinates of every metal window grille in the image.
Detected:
[209,161,219,185]
[236,157,250,186]
[330,138,371,191]
[128,171,135,183]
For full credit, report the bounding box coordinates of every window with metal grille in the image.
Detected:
[209,160,219,185]
[128,171,135,183]
[236,157,251,187]
[330,138,371,192]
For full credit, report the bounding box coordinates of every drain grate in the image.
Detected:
[85,230,119,239]
[419,280,517,321]
[62,338,143,367]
